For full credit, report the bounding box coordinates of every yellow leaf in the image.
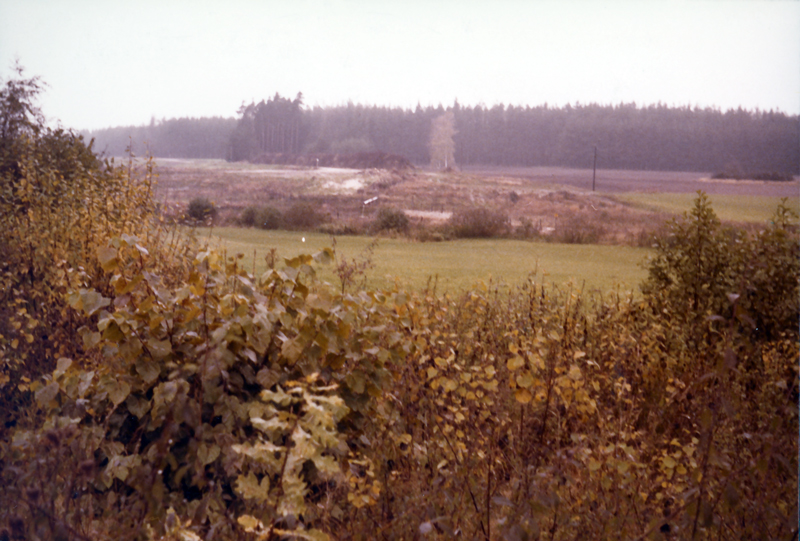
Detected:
[507,355,525,371]
[528,352,545,370]
[442,378,458,392]
[515,388,532,404]
[516,372,535,389]
[237,514,261,532]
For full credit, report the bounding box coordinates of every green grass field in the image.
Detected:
[616,193,799,223]
[193,227,651,294]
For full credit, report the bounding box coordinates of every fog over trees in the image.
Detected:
[85,98,799,174]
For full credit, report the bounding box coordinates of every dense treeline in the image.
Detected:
[229,93,305,160]
[84,116,237,159]
[85,98,799,173]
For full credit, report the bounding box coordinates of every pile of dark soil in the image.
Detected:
[252,151,414,170]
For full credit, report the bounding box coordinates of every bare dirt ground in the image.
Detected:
[149,159,798,245]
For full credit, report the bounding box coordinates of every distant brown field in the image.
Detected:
[151,159,798,246]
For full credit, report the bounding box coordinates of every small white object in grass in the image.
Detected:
[302,237,306,242]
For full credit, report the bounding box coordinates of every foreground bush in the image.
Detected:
[3,163,798,541]
[643,191,799,342]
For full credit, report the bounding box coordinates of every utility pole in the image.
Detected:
[592,146,597,192]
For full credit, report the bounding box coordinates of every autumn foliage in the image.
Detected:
[1,70,798,540]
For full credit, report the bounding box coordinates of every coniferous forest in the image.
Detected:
[86,96,799,174]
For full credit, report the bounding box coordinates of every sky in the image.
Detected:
[1,0,798,131]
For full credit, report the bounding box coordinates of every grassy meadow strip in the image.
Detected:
[617,192,800,223]
[193,227,651,293]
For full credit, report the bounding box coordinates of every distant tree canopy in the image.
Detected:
[229,93,305,161]
[86,98,800,174]
[84,116,237,159]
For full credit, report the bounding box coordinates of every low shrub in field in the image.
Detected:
[283,200,327,230]
[448,206,509,238]
[317,220,364,236]
[550,213,607,244]
[186,196,217,223]
[239,205,283,229]
[239,205,260,227]
[374,206,409,232]
[514,217,543,239]
[412,227,450,242]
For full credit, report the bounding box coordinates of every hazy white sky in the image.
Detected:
[1,0,798,130]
